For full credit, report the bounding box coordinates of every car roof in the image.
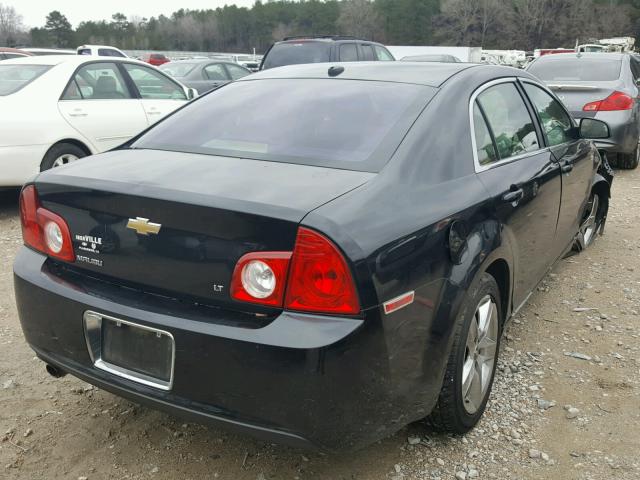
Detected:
[0,55,149,67]
[243,61,479,87]
[161,58,236,65]
[535,52,626,61]
[277,36,384,45]
[78,45,121,49]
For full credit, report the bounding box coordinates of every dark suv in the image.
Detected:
[260,36,395,70]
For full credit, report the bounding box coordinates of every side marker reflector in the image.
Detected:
[383,291,415,315]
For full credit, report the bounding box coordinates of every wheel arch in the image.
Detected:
[45,138,93,158]
[483,258,511,325]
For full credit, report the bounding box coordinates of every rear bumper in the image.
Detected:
[572,110,639,154]
[0,144,48,187]
[13,247,447,450]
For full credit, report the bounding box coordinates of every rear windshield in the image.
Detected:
[263,42,330,69]
[0,65,51,96]
[528,57,622,82]
[132,78,433,172]
[160,63,197,77]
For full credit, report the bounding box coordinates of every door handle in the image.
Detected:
[147,110,162,115]
[502,188,524,204]
[69,111,87,117]
[561,163,574,173]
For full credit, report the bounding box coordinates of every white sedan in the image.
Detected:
[0,55,197,187]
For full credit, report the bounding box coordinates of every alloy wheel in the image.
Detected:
[580,194,600,247]
[52,153,79,168]
[461,294,499,414]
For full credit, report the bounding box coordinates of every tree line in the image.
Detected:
[1,0,639,54]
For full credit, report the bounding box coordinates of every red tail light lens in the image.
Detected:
[583,91,633,112]
[231,252,292,307]
[19,185,75,262]
[284,227,360,315]
[230,227,360,315]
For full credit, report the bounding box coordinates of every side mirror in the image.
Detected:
[186,88,198,100]
[579,118,610,139]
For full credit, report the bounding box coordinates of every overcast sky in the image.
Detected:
[11,0,257,28]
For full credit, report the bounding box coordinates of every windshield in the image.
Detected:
[263,42,331,69]
[0,65,51,96]
[528,57,622,82]
[132,78,433,172]
[160,63,197,77]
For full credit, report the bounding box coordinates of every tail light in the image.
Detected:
[230,227,360,315]
[230,252,292,307]
[19,185,75,262]
[583,91,633,112]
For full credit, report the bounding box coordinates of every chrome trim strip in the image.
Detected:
[547,84,599,91]
[469,77,549,173]
[83,311,175,391]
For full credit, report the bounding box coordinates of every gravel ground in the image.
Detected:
[0,168,639,480]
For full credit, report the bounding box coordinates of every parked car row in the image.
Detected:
[14,60,613,451]
[527,52,640,169]
[0,55,196,187]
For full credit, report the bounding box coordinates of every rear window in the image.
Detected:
[132,78,433,172]
[528,57,622,82]
[78,48,92,55]
[0,65,50,96]
[263,42,330,69]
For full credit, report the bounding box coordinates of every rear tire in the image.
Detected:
[40,143,87,171]
[576,190,606,250]
[616,143,639,170]
[426,273,502,433]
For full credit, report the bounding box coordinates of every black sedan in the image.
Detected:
[14,62,612,451]
[159,58,251,94]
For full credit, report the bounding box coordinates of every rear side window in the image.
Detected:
[62,62,131,100]
[98,48,125,58]
[226,63,250,80]
[472,103,498,166]
[132,78,433,172]
[528,57,622,82]
[361,45,375,61]
[374,46,394,61]
[78,48,91,55]
[476,83,539,160]
[123,63,187,100]
[340,44,359,62]
[204,64,228,81]
[0,64,50,96]
[262,42,330,69]
[523,83,573,147]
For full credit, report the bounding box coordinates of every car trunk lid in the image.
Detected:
[546,80,623,116]
[34,149,374,311]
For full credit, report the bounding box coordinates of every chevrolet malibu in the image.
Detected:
[14,62,612,450]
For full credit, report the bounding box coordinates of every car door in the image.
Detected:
[520,80,596,256]
[121,62,188,126]
[472,80,562,308]
[58,61,149,152]
[201,63,231,93]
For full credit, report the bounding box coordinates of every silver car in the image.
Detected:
[160,59,251,95]
[527,53,640,169]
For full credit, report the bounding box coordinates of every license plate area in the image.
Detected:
[83,311,175,390]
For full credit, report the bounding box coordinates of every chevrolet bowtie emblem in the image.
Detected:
[126,217,161,236]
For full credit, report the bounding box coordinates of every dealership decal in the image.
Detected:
[75,234,103,254]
